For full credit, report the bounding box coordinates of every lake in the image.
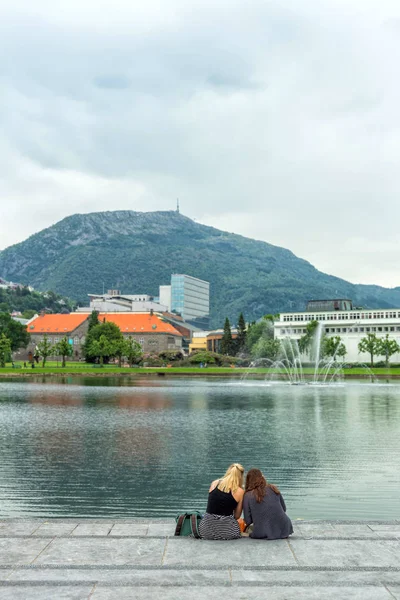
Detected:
[0,377,399,520]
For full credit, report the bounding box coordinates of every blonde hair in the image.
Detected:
[217,463,244,494]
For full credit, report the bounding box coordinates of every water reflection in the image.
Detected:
[0,378,399,519]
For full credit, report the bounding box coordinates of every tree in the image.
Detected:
[0,312,30,351]
[246,319,273,352]
[376,334,400,368]
[0,333,12,367]
[54,336,73,367]
[358,333,380,367]
[88,310,100,330]
[89,334,115,366]
[84,321,123,363]
[298,320,319,356]
[36,334,53,367]
[323,336,347,361]
[123,337,143,367]
[220,317,233,355]
[252,338,281,361]
[235,313,247,354]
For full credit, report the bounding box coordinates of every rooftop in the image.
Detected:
[27,313,88,334]
[100,313,183,336]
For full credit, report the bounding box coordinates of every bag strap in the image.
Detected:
[190,514,201,539]
[174,514,186,536]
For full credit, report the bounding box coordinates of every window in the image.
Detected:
[74,337,79,345]
[139,338,145,345]
[54,337,59,344]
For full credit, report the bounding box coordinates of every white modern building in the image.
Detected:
[78,291,168,313]
[274,301,400,363]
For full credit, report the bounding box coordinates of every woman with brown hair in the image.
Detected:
[243,468,293,539]
[199,463,245,540]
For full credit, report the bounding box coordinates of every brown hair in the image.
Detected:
[245,468,280,503]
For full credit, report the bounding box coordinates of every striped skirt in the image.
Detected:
[198,513,241,540]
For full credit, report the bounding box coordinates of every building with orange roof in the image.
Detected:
[21,311,182,362]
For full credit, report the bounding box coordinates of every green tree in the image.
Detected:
[235,313,247,354]
[54,336,73,367]
[89,334,116,366]
[88,310,100,330]
[358,333,380,367]
[84,321,123,363]
[0,312,30,351]
[36,334,53,367]
[298,320,319,356]
[252,337,281,361]
[323,336,347,361]
[123,337,143,367]
[220,317,233,355]
[376,334,400,368]
[246,319,273,352]
[0,333,12,367]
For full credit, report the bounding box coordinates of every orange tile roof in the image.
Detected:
[100,313,183,336]
[27,313,88,334]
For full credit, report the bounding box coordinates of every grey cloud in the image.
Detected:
[0,0,400,288]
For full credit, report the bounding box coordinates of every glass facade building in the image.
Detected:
[171,274,210,328]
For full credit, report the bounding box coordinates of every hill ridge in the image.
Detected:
[0,210,399,325]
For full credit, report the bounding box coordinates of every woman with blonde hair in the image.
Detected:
[243,468,293,539]
[199,463,245,540]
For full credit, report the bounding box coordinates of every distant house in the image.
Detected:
[25,313,90,360]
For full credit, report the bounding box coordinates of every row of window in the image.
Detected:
[283,311,400,322]
[280,326,400,335]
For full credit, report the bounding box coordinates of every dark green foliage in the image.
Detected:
[0,312,30,351]
[84,321,123,363]
[1,211,400,327]
[221,317,233,355]
[88,310,100,330]
[36,334,53,368]
[235,312,247,354]
[0,286,75,315]
[189,351,237,366]
[246,319,274,352]
[0,334,12,367]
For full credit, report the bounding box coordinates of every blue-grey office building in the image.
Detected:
[170,274,210,329]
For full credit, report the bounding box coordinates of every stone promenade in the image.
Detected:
[0,519,399,599]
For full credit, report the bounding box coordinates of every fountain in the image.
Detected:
[243,322,376,385]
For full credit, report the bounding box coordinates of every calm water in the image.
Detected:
[0,377,399,520]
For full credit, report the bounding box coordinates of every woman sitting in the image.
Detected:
[243,468,293,539]
[199,463,245,540]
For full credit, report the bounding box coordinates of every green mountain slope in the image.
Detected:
[1,210,399,326]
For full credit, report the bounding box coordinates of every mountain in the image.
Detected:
[1,210,400,326]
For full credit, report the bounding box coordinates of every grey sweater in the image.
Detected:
[243,487,293,539]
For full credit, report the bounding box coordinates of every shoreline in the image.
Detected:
[0,369,399,379]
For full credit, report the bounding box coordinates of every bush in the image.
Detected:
[158,350,184,362]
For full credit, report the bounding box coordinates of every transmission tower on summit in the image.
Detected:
[176,198,180,214]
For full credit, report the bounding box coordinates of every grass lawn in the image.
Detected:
[1,362,400,376]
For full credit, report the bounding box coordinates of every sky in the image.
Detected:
[1,0,400,287]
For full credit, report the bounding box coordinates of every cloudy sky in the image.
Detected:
[1,0,400,287]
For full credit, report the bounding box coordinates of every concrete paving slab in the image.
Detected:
[291,539,400,567]
[0,522,41,536]
[369,525,400,533]
[91,585,394,599]
[32,523,78,537]
[388,586,400,599]
[232,569,400,585]
[71,524,114,536]
[0,584,94,599]
[34,537,166,566]
[0,538,52,565]
[8,567,231,585]
[164,538,296,567]
[147,523,176,537]
[109,524,149,536]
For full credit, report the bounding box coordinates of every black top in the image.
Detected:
[206,485,238,516]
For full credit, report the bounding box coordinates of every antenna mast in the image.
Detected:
[176,198,180,214]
